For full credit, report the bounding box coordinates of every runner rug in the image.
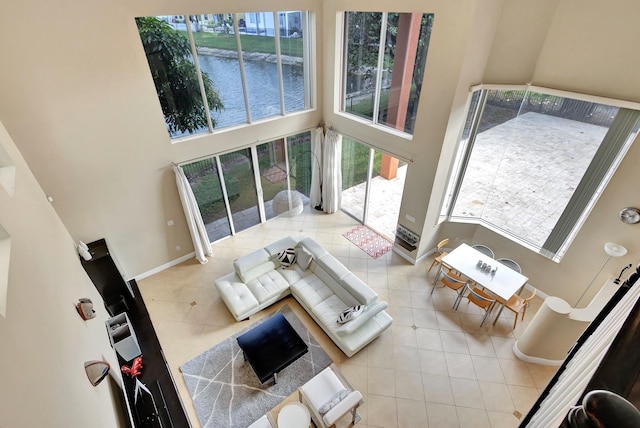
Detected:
[343,225,393,259]
[179,305,332,428]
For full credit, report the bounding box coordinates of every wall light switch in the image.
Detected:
[176,245,181,251]
[167,220,174,226]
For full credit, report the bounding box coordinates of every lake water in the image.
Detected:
[197,54,305,129]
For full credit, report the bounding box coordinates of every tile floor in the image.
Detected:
[138,207,558,428]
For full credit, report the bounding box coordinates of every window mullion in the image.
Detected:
[543,108,640,257]
[233,14,252,124]
[446,90,488,219]
[302,12,312,109]
[273,12,286,116]
[341,13,350,112]
[250,146,266,223]
[283,137,292,192]
[216,156,236,235]
[364,147,376,224]
[372,13,388,124]
[185,15,214,132]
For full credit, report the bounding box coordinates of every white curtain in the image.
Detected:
[525,280,640,427]
[310,127,323,209]
[322,129,342,213]
[173,165,212,264]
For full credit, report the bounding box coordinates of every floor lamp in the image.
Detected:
[575,242,628,307]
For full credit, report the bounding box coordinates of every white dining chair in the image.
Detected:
[472,244,495,258]
[497,257,522,273]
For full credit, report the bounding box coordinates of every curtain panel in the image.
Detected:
[173,165,213,264]
[322,129,342,213]
[310,127,323,209]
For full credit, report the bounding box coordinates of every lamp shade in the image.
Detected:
[84,360,110,386]
[604,242,627,258]
[272,190,304,216]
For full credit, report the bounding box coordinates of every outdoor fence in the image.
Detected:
[485,90,618,127]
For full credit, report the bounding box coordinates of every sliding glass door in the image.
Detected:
[367,156,406,240]
[182,130,313,243]
[257,139,288,220]
[182,158,231,242]
[287,131,313,199]
[341,137,370,222]
[219,149,260,233]
[341,137,405,240]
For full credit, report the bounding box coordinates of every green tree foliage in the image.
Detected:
[135,17,223,134]
[344,12,433,131]
[345,12,383,86]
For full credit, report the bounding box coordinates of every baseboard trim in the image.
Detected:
[533,285,549,300]
[392,246,416,264]
[130,251,196,281]
[392,244,431,265]
[512,341,563,366]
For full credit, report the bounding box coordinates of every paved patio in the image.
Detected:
[452,112,607,247]
[340,112,611,246]
[341,164,406,241]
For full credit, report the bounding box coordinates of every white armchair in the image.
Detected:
[247,413,275,428]
[298,364,363,428]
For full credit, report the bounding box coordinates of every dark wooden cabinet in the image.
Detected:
[80,239,191,427]
[120,280,191,428]
[80,238,133,315]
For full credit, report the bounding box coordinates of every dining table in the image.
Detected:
[439,243,529,302]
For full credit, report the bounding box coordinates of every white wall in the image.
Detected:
[533,0,640,101]
[0,0,638,391]
[0,0,322,279]
[0,120,125,427]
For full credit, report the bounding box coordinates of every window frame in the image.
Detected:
[139,11,315,141]
[180,129,314,243]
[339,11,434,138]
[441,84,640,261]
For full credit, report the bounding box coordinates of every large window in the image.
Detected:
[442,87,640,260]
[342,12,433,135]
[182,131,312,242]
[136,12,312,139]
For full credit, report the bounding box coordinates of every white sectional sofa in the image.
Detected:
[214,236,393,357]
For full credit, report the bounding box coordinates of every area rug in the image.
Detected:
[343,225,393,259]
[179,305,332,428]
[262,166,287,183]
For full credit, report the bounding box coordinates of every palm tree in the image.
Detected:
[136,17,223,135]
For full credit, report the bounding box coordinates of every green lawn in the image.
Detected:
[342,139,382,188]
[187,31,303,57]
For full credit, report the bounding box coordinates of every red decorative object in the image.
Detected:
[121,356,143,378]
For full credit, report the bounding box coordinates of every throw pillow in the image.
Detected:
[277,247,297,268]
[319,388,350,415]
[336,305,364,324]
[297,246,313,270]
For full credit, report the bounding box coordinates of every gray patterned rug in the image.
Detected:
[180,305,332,428]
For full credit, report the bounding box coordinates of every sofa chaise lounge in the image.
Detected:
[214,236,393,357]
